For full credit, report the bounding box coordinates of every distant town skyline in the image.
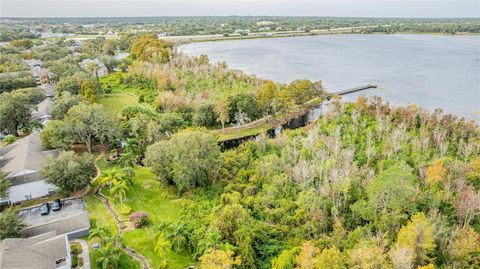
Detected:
[1,0,479,18]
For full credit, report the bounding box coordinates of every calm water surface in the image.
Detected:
[181,34,480,121]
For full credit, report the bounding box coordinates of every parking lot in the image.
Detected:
[19,198,86,226]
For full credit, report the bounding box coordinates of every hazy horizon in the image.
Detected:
[1,0,479,18]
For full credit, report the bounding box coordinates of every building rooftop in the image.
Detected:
[32,97,53,124]
[0,231,69,269]
[0,132,58,185]
[40,83,54,98]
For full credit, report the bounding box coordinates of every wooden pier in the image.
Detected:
[327,84,377,97]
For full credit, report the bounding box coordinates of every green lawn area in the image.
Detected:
[98,93,139,116]
[89,156,196,268]
[116,166,195,268]
[89,244,141,269]
[215,122,274,141]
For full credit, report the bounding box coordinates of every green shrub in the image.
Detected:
[71,255,78,267]
[78,257,84,267]
[119,205,132,215]
[3,135,16,145]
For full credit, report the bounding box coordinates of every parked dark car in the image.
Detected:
[40,203,50,215]
[52,199,62,211]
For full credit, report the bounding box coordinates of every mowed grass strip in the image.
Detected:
[98,93,139,116]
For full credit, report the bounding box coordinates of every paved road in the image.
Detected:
[72,239,91,269]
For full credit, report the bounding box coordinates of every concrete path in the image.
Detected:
[72,239,91,269]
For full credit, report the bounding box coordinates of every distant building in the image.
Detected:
[80,58,108,78]
[0,132,58,205]
[32,97,53,126]
[234,29,251,35]
[157,32,167,38]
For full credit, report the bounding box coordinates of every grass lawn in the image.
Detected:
[98,93,139,116]
[215,122,274,141]
[90,156,196,268]
[89,244,141,269]
[115,166,195,268]
[84,193,118,235]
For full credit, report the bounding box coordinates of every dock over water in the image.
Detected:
[328,84,378,97]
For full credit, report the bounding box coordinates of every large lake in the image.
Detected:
[181,34,480,122]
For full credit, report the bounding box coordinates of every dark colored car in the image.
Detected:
[52,199,62,211]
[40,203,50,215]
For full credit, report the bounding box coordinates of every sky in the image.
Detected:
[1,0,479,18]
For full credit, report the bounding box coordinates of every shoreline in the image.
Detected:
[166,30,479,44]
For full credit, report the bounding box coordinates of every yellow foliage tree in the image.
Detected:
[258,80,278,114]
[417,264,435,269]
[80,80,98,103]
[199,248,241,269]
[316,247,346,269]
[448,226,480,267]
[395,213,436,266]
[467,157,480,186]
[295,241,320,269]
[426,159,446,185]
[131,34,173,63]
[348,242,387,269]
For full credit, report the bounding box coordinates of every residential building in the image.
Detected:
[80,58,108,78]
[0,198,90,269]
[0,132,58,205]
[0,231,71,269]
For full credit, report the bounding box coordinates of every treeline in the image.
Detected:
[99,34,324,129]
[4,17,480,38]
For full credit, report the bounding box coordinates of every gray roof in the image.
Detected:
[0,132,58,185]
[0,231,69,269]
[32,97,53,123]
[22,211,90,238]
[40,84,55,98]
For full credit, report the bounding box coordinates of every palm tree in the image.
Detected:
[89,226,114,245]
[96,245,121,269]
[99,168,122,188]
[117,151,136,168]
[165,223,187,252]
[109,180,129,204]
[86,62,99,81]
[154,235,172,267]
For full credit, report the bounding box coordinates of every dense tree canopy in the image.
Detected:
[130,34,173,63]
[64,103,120,153]
[0,89,38,135]
[41,151,96,195]
[145,131,221,192]
[51,91,82,119]
[176,98,480,268]
[0,208,25,240]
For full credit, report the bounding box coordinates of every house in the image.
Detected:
[0,132,58,205]
[0,231,71,269]
[0,198,90,269]
[79,58,108,78]
[32,97,53,126]
[234,29,251,35]
[40,83,55,98]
